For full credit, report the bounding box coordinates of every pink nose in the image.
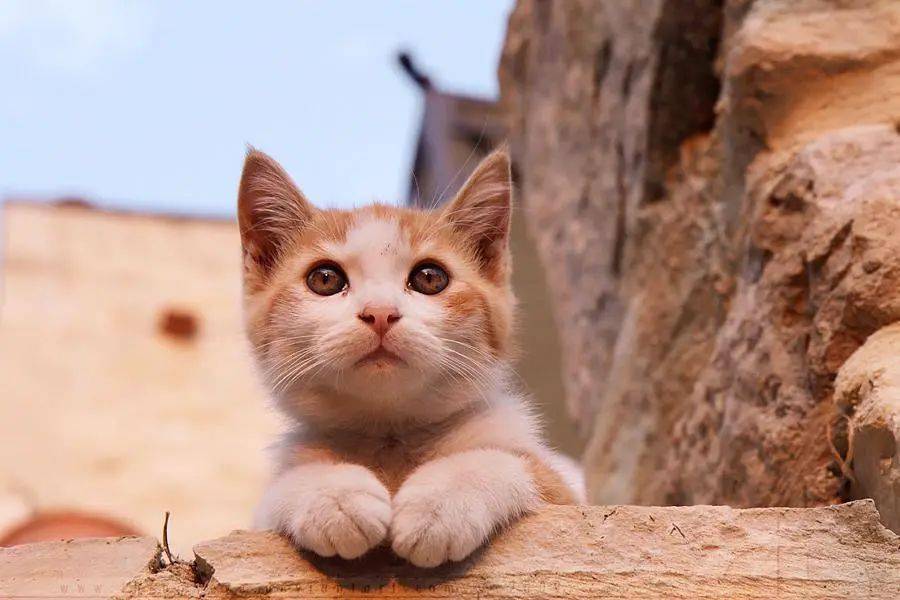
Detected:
[358,305,401,337]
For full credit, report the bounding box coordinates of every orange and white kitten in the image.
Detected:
[241,148,584,568]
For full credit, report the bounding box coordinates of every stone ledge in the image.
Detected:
[2,501,899,599]
[0,535,160,599]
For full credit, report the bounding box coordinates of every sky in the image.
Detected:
[0,0,513,215]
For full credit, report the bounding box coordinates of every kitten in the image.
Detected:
[241,147,584,568]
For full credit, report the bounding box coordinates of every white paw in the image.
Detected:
[275,466,391,560]
[390,485,494,568]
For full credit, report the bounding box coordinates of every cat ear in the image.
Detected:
[237,148,315,274]
[440,147,513,282]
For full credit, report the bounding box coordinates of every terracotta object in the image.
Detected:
[0,510,140,547]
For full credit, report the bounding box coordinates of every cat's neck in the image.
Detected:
[275,372,513,438]
[307,402,483,446]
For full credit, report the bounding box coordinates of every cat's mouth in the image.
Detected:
[355,346,406,368]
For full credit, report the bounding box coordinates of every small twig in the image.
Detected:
[162,511,176,565]
[669,523,686,538]
[826,415,857,485]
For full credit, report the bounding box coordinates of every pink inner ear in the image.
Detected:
[441,152,512,283]
[443,150,511,235]
[237,149,315,274]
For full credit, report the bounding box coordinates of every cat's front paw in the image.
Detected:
[277,466,391,560]
[390,483,495,568]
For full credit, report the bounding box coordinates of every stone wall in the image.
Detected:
[500,0,900,510]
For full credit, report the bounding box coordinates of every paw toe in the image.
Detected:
[448,532,480,562]
[290,524,335,558]
[407,536,449,568]
[329,527,371,560]
[346,494,391,545]
[389,525,417,559]
[391,516,452,568]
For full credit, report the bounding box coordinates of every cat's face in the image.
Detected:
[238,149,515,425]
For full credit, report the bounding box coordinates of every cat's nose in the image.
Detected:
[358,305,402,337]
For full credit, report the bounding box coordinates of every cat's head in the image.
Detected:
[238,148,515,427]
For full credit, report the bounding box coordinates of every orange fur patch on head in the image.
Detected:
[297,209,355,247]
[443,285,505,356]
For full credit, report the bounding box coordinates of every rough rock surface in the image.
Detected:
[835,322,900,532]
[2,503,898,599]
[500,0,900,509]
[0,535,159,599]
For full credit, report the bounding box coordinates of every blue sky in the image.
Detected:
[0,1,512,215]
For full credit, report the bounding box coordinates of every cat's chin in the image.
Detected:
[329,350,432,401]
[354,347,406,369]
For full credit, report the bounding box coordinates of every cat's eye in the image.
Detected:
[306,264,348,296]
[408,263,449,295]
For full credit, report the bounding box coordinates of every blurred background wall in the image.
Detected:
[0,202,279,552]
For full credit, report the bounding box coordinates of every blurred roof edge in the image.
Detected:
[398,52,507,208]
[1,196,234,225]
